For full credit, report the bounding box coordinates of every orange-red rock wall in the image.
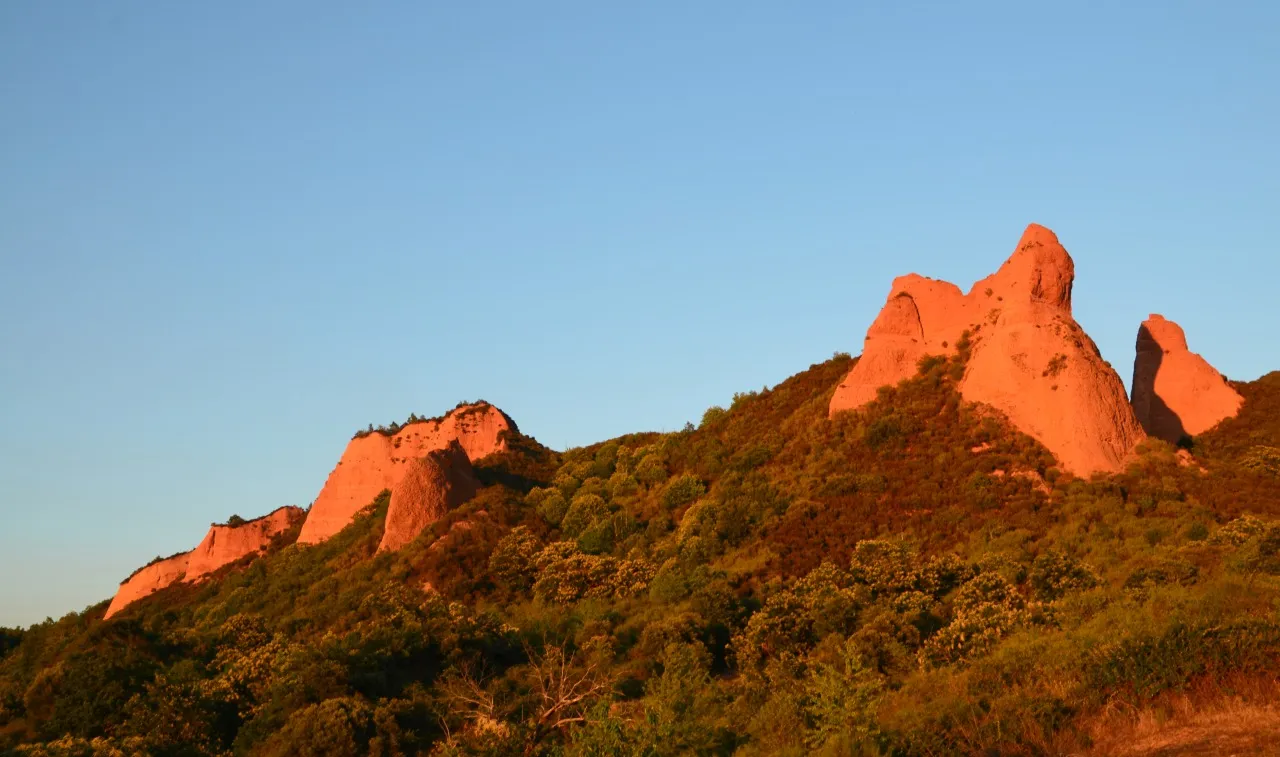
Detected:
[186,505,305,581]
[378,442,480,553]
[1131,314,1243,442]
[104,552,191,619]
[297,404,511,544]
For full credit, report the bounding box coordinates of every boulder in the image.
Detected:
[830,224,1146,476]
[1131,314,1243,443]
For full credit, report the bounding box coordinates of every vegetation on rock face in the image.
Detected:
[5,357,1280,755]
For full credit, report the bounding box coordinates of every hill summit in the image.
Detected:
[830,224,1147,475]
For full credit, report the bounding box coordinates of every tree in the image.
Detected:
[488,527,541,591]
[524,640,615,744]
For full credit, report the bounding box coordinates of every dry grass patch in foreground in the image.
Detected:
[1084,678,1280,756]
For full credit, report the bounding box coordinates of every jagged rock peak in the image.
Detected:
[297,402,513,545]
[830,224,1146,476]
[1131,314,1243,443]
[378,441,480,553]
[988,223,1075,309]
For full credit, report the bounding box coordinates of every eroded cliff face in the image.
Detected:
[830,224,1146,476]
[104,552,191,619]
[298,403,513,544]
[185,505,306,582]
[1131,314,1243,443]
[378,441,480,553]
[105,403,515,617]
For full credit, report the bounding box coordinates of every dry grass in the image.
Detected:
[1077,675,1280,756]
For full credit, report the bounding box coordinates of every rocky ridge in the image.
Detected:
[297,402,513,544]
[185,505,305,582]
[105,506,305,618]
[830,224,1147,476]
[104,552,192,619]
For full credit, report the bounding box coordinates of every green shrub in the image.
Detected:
[561,493,609,538]
[1028,551,1099,602]
[634,455,669,487]
[660,474,705,510]
[701,406,729,428]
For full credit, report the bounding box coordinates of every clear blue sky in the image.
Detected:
[2,2,1277,627]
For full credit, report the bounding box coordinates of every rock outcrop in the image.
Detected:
[378,441,480,552]
[185,505,306,582]
[107,505,305,617]
[104,552,191,619]
[1131,314,1243,443]
[298,402,513,544]
[830,224,1146,476]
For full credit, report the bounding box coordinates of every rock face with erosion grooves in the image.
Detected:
[104,552,191,619]
[830,224,1146,476]
[185,505,306,582]
[298,402,513,544]
[1131,314,1243,443]
[378,441,480,552]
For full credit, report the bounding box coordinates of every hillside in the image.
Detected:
[3,346,1280,755]
[4,226,1279,756]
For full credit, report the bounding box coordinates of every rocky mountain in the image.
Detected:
[830,224,1146,476]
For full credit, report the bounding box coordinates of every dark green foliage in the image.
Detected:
[1085,620,1280,703]
[1028,550,1099,601]
[659,473,705,510]
[6,358,1280,754]
[0,628,21,660]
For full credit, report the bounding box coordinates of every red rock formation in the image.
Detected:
[104,551,191,619]
[298,402,513,544]
[1131,314,1243,443]
[186,505,306,582]
[378,441,480,552]
[831,224,1146,476]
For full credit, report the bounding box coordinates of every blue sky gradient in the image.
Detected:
[2,2,1277,626]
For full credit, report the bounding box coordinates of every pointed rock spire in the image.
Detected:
[1131,314,1243,443]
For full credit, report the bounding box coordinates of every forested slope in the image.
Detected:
[4,356,1280,756]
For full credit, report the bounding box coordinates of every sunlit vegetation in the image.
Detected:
[5,357,1280,754]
